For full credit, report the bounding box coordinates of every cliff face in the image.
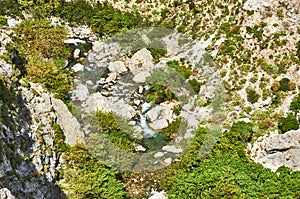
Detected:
[0,65,66,198]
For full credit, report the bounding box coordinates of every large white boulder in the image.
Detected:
[108,61,128,73]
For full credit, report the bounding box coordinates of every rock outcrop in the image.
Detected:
[249,129,300,171]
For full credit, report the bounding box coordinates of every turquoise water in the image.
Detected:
[141,132,167,151]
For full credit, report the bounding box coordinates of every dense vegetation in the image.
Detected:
[162,122,300,198]
[61,143,128,199]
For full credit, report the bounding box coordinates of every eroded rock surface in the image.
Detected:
[249,129,300,171]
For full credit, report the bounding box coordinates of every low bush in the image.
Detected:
[290,93,300,115]
[13,19,70,59]
[166,60,192,79]
[279,77,290,92]
[0,15,7,27]
[246,87,260,103]
[162,123,300,198]
[61,143,128,199]
[25,57,73,101]
[278,113,299,133]
[94,111,139,151]
[145,83,176,104]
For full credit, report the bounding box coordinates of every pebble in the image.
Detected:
[163,158,172,165]
[154,152,165,158]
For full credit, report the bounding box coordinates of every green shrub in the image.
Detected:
[52,123,70,155]
[279,78,290,92]
[61,143,128,199]
[57,0,96,25]
[230,121,253,142]
[14,19,70,59]
[187,79,201,94]
[246,87,260,103]
[163,123,300,198]
[161,117,182,141]
[90,3,146,37]
[278,114,299,133]
[145,83,176,104]
[148,47,167,63]
[0,0,22,17]
[25,57,73,101]
[166,60,192,79]
[0,15,7,27]
[290,93,300,115]
[296,41,300,59]
[94,111,138,151]
[277,9,284,18]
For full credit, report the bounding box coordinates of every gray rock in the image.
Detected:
[138,86,144,94]
[52,98,84,146]
[128,121,136,126]
[128,48,154,75]
[154,152,165,158]
[134,144,146,152]
[111,99,136,119]
[162,145,183,154]
[163,157,172,165]
[84,92,112,113]
[106,72,117,83]
[250,129,300,171]
[133,71,151,83]
[0,188,15,199]
[0,156,12,178]
[133,99,141,106]
[71,84,89,101]
[7,17,22,27]
[64,38,86,46]
[146,106,163,122]
[184,129,195,139]
[0,60,12,77]
[243,0,272,11]
[108,61,128,73]
[149,119,168,130]
[73,48,81,59]
[72,63,84,73]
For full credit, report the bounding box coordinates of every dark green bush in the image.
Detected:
[279,78,290,92]
[230,121,253,142]
[187,79,201,94]
[161,117,182,141]
[25,57,73,101]
[145,83,176,104]
[90,3,146,37]
[0,0,22,17]
[278,113,299,133]
[246,87,260,103]
[296,41,300,59]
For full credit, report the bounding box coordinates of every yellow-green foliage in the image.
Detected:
[25,56,72,101]
[61,143,128,199]
[14,19,70,59]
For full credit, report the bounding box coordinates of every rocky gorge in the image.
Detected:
[0,0,300,198]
